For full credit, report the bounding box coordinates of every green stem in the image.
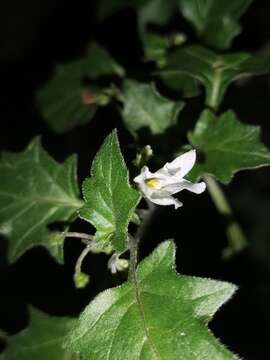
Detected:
[206,68,222,111]
[128,235,139,281]
[128,201,157,280]
[204,175,247,258]
[203,66,248,257]
[203,175,230,216]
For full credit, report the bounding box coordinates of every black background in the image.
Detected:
[0,0,270,358]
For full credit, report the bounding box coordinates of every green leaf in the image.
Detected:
[81,43,125,79]
[142,31,199,98]
[143,32,170,64]
[37,43,124,133]
[178,0,252,49]
[65,240,239,359]
[159,72,200,98]
[188,110,270,184]
[47,230,66,263]
[97,0,177,28]
[160,45,270,109]
[80,130,140,252]
[0,138,82,263]
[138,0,178,35]
[122,80,184,137]
[1,308,76,360]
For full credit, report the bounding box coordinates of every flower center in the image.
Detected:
[145,178,161,189]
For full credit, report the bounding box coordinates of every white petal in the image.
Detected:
[156,179,205,196]
[164,150,196,178]
[139,182,154,199]
[156,183,183,195]
[180,179,206,194]
[149,193,183,209]
[134,166,152,183]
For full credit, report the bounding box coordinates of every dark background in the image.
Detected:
[0,0,270,358]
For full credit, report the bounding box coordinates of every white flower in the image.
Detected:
[134,149,206,209]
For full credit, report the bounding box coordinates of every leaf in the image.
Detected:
[47,229,68,263]
[143,32,170,64]
[160,45,270,109]
[142,31,199,98]
[80,130,140,252]
[122,80,184,137]
[137,0,178,35]
[1,308,76,360]
[188,110,270,184]
[81,43,125,79]
[97,0,177,28]
[0,138,82,263]
[65,240,239,359]
[37,43,124,133]
[159,72,200,98]
[178,0,252,49]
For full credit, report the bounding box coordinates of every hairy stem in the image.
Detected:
[128,201,157,280]
[75,244,92,275]
[128,235,139,281]
[65,232,94,245]
[204,175,247,258]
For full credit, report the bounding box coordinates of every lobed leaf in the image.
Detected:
[65,240,239,359]
[160,45,270,109]
[0,138,82,263]
[97,0,177,29]
[37,43,124,133]
[137,0,178,36]
[122,79,184,137]
[178,0,253,49]
[189,110,270,183]
[0,308,76,360]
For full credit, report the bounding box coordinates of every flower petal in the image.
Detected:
[165,179,206,194]
[180,179,206,194]
[149,193,183,209]
[155,179,205,196]
[134,166,153,183]
[163,149,196,178]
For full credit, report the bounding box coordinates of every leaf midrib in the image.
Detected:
[131,278,161,359]
[0,192,82,208]
[11,207,59,257]
[134,102,163,133]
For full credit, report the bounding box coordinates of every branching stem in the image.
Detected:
[64,232,94,274]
